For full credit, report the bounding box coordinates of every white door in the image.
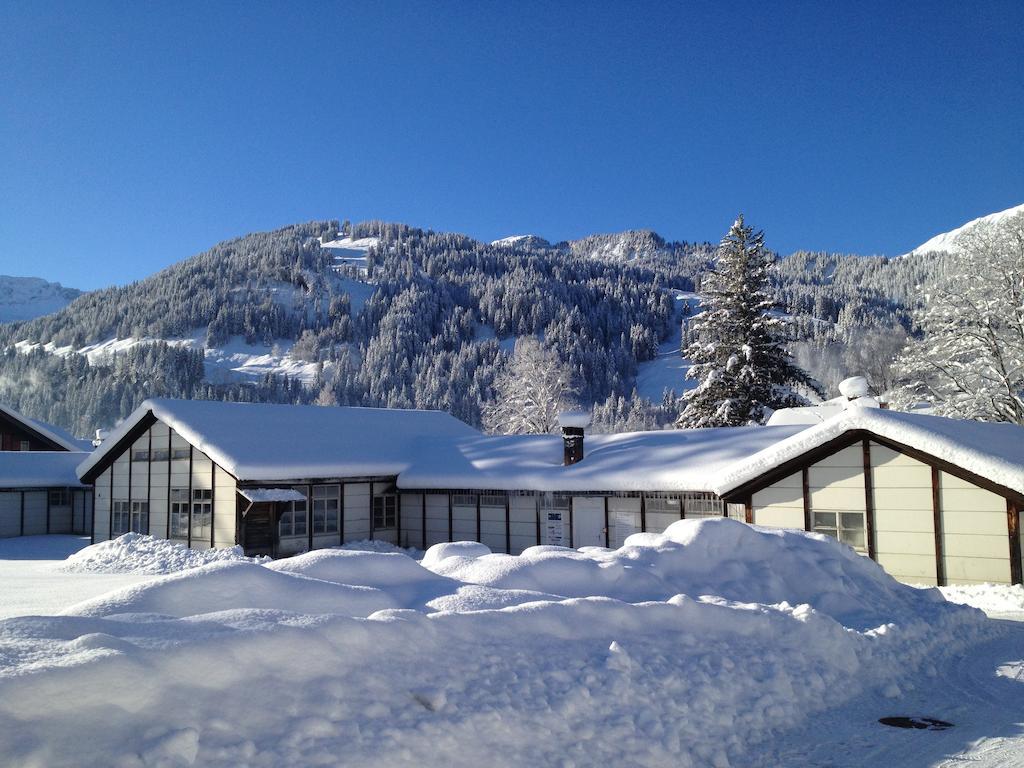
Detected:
[572,497,606,548]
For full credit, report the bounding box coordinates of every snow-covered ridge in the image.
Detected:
[490,234,553,250]
[0,275,82,323]
[905,202,1024,256]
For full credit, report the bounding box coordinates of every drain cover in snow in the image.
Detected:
[878,716,953,731]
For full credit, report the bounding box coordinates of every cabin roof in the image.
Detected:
[76,398,480,482]
[0,451,91,489]
[714,407,1024,498]
[396,425,807,492]
[0,403,90,452]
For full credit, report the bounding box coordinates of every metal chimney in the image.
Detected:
[558,411,591,466]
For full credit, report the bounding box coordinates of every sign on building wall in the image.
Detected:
[545,510,566,547]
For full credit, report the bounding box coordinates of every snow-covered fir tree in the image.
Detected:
[893,209,1024,424]
[676,216,821,427]
[483,337,577,434]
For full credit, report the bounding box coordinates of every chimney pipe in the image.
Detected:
[558,411,590,466]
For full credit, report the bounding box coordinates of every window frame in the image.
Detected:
[279,487,308,539]
[170,488,190,539]
[311,485,340,535]
[111,500,131,536]
[191,488,212,540]
[372,494,397,530]
[49,488,70,507]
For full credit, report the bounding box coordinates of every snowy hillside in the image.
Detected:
[905,202,1024,255]
[490,235,554,250]
[0,276,81,322]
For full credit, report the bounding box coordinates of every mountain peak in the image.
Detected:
[906,202,1024,256]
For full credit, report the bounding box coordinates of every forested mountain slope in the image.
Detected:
[0,217,949,437]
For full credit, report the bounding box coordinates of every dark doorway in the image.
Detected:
[241,502,276,556]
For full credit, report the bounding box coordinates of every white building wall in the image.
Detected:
[22,492,47,536]
[451,496,477,542]
[400,493,425,550]
[424,494,450,547]
[49,494,72,533]
[344,483,371,542]
[479,498,507,553]
[939,472,1011,584]
[870,444,937,585]
[608,497,641,548]
[751,472,804,530]
[213,464,237,549]
[509,495,538,554]
[94,468,111,541]
[150,422,170,540]
[0,492,19,537]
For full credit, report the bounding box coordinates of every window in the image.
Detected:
[813,510,866,551]
[684,495,724,519]
[192,489,212,540]
[170,488,189,539]
[373,495,397,529]
[151,448,170,462]
[49,489,70,507]
[312,485,340,535]
[644,496,682,515]
[19,440,30,451]
[112,501,131,535]
[131,501,149,534]
[480,494,507,508]
[131,449,150,462]
[279,488,308,538]
[452,493,477,507]
[171,447,190,460]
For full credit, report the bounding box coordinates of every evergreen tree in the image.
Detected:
[893,209,1024,423]
[677,216,821,427]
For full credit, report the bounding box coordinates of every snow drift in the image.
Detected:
[0,519,997,768]
[62,533,261,574]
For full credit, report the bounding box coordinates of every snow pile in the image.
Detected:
[0,519,999,767]
[939,582,1024,617]
[62,533,261,574]
[61,560,398,618]
[424,519,951,629]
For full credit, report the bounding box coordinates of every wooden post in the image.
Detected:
[19,490,24,536]
[45,485,51,534]
[306,483,313,552]
[604,496,610,548]
[369,482,375,541]
[639,494,647,533]
[422,493,427,550]
[862,439,876,561]
[448,493,453,542]
[146,429,153,537]
[932,466,945,587]
[90,486,96,544]
[1008,498,1022,586]
[534,496,541,547]
[165,428,172,540]
[505,494,511,554]
[801,468,811,532]
[339,482,346,545]
[475,493,481,543]
[187,445,193,548]
[396,490,402,547]
[744,498,753,525]
[568,500,574,549]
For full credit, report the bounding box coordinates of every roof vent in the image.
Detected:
[558,411,590,466]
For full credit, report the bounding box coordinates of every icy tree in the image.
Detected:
[894,210,1024,423]
[677,216,821,427]
[483,337,577,434]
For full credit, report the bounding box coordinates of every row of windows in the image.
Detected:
[112,489,211,539]
[132,447,191,462]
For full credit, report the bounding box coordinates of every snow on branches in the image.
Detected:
[677,216,821,428]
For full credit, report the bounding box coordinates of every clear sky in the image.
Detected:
[1,1,1021,290]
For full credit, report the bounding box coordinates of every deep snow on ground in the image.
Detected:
[0,536,157,619]
[63,533,263,574]
[0,523,1018,768]
[938,583,1024,620]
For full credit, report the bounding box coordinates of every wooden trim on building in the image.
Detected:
[505,495,511,554]
[721,428,1024,506]
[306,482,313,552]
[369,482,375,541]
[187,445,193,548]
[339,482,346,545]
[931,466,945,587]
[1009,498,1022,586]
[744,498,753,525]
[801,467,811,532]
[422,493,427,550]
[475,493,481,543]
[448,493,453,541]
[862,438,876,561]
[90,486,96,544]
[45,483,51,534]
[568,503,574,547]
[165,428,172,540]
[146,429,153,537]
[639,494,647,533]
[604,496,610,548]
[19,490,24,536]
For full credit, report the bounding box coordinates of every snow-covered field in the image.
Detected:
[0,523,1021,767]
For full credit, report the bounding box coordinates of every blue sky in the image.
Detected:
[1,1,1021,290]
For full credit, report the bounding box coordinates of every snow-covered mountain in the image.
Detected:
[906,202,1024,256]
[0,276,82,322]
[490,235,554,250]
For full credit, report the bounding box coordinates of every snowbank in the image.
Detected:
[938,583,1024,618]
[424,518,950,629]
[0,519,999,768]
[63,533,260,574]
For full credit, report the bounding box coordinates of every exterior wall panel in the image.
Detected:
[22,492,47,535]
[0,492,19,537]
[870,445,935,585]
[344,483,371,542]
[607,496,641,548]
[213,464,236,548]
[939,472,1011,585]
[424,494,449,546]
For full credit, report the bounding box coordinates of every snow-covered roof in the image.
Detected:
[716,408,1024,497]
[77,399,480,482]
[0,451,90,488]
[766,396,881,426]
[397,426,807,492]
[0,403,90,452]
